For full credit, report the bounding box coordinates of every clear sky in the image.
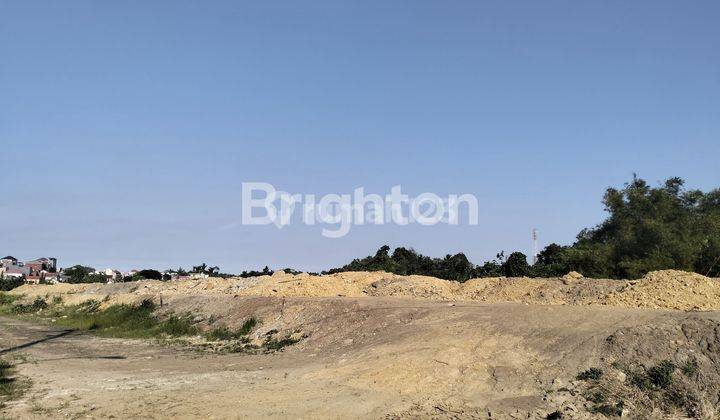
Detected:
[2,1,719,272]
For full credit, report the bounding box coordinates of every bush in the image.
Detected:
[206,318,257,341]
[590,401,624,417]
[0,277,23,291]
[629,360,676,391]
[647,360,675,389]
[0,293,19,306]
[680,359,699,377]
[263,336,300,351]
[137,270,162,280]
[577,368,603,381]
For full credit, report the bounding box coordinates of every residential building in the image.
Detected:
[0,256,18,267]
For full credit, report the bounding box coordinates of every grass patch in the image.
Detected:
[0,293,20,306]
[52,299,198,339]
[0,358,28,405]
[205,318,257,341]
[0,293,302,354]
[0,295,197,340]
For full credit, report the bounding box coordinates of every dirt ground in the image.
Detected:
[3,270,720,419]
[0,296,719,419]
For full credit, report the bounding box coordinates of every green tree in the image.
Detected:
[137,269,162,280]
[502,252,530,277]
[0,276,23,291]
[63,265,96,283]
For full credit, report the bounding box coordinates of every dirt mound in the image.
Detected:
[598,270,720,311]
[562,271,584,284]
[10,269,720,311]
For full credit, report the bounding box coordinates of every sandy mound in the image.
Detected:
[9,269,720,311]
[597,270,720,311]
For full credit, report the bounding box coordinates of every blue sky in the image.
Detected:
[1,1,719,272]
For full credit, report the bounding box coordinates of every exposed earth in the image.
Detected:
[2,270,720,419]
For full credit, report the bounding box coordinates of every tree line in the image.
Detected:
[325,176,720,280]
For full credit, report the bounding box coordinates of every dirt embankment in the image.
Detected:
[3,296,720,419]
[4,269,720,418]
[11,269,720,311]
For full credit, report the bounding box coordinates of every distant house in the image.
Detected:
[1,256,63,284]
[24,257,57,275]
[1,265,30,278]
[94,268,122,283]
[42,272,66,284]
[0,256,18,267]
[0,256,30,279]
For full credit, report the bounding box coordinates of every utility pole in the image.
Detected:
[532,228,539,265]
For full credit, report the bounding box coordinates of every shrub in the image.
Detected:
[647,360,675,389]
[680,359,698,377]
[206,318,257,341]
[629,360,676,391]
[587,391,607,404]
[590,401,624,417]
[0,293,19,306]
[32,297,47,310]
[137,270,162,280]
[263,336,300,351]
[577,368,603,381]
[0,277,23,291]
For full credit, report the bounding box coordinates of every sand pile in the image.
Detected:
[231,271,383,297]
[365,275,462,299]
[459,277,569,304]
[598,270,720,311]
[9,269,720,311]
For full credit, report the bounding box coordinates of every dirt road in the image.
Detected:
[3,296,718,419]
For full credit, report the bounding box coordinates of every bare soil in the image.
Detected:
[3,270,720,419]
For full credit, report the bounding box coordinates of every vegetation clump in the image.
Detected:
[0,294,196,339]
[0,358,27,405]
[576,368,603,381]
[629,360,676,391]
[263,336,301,351]
[0,294,301,354]
[52,299,198,338]
[680,359,699,378]
[205,318,257,341]
[0,276,23,292]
